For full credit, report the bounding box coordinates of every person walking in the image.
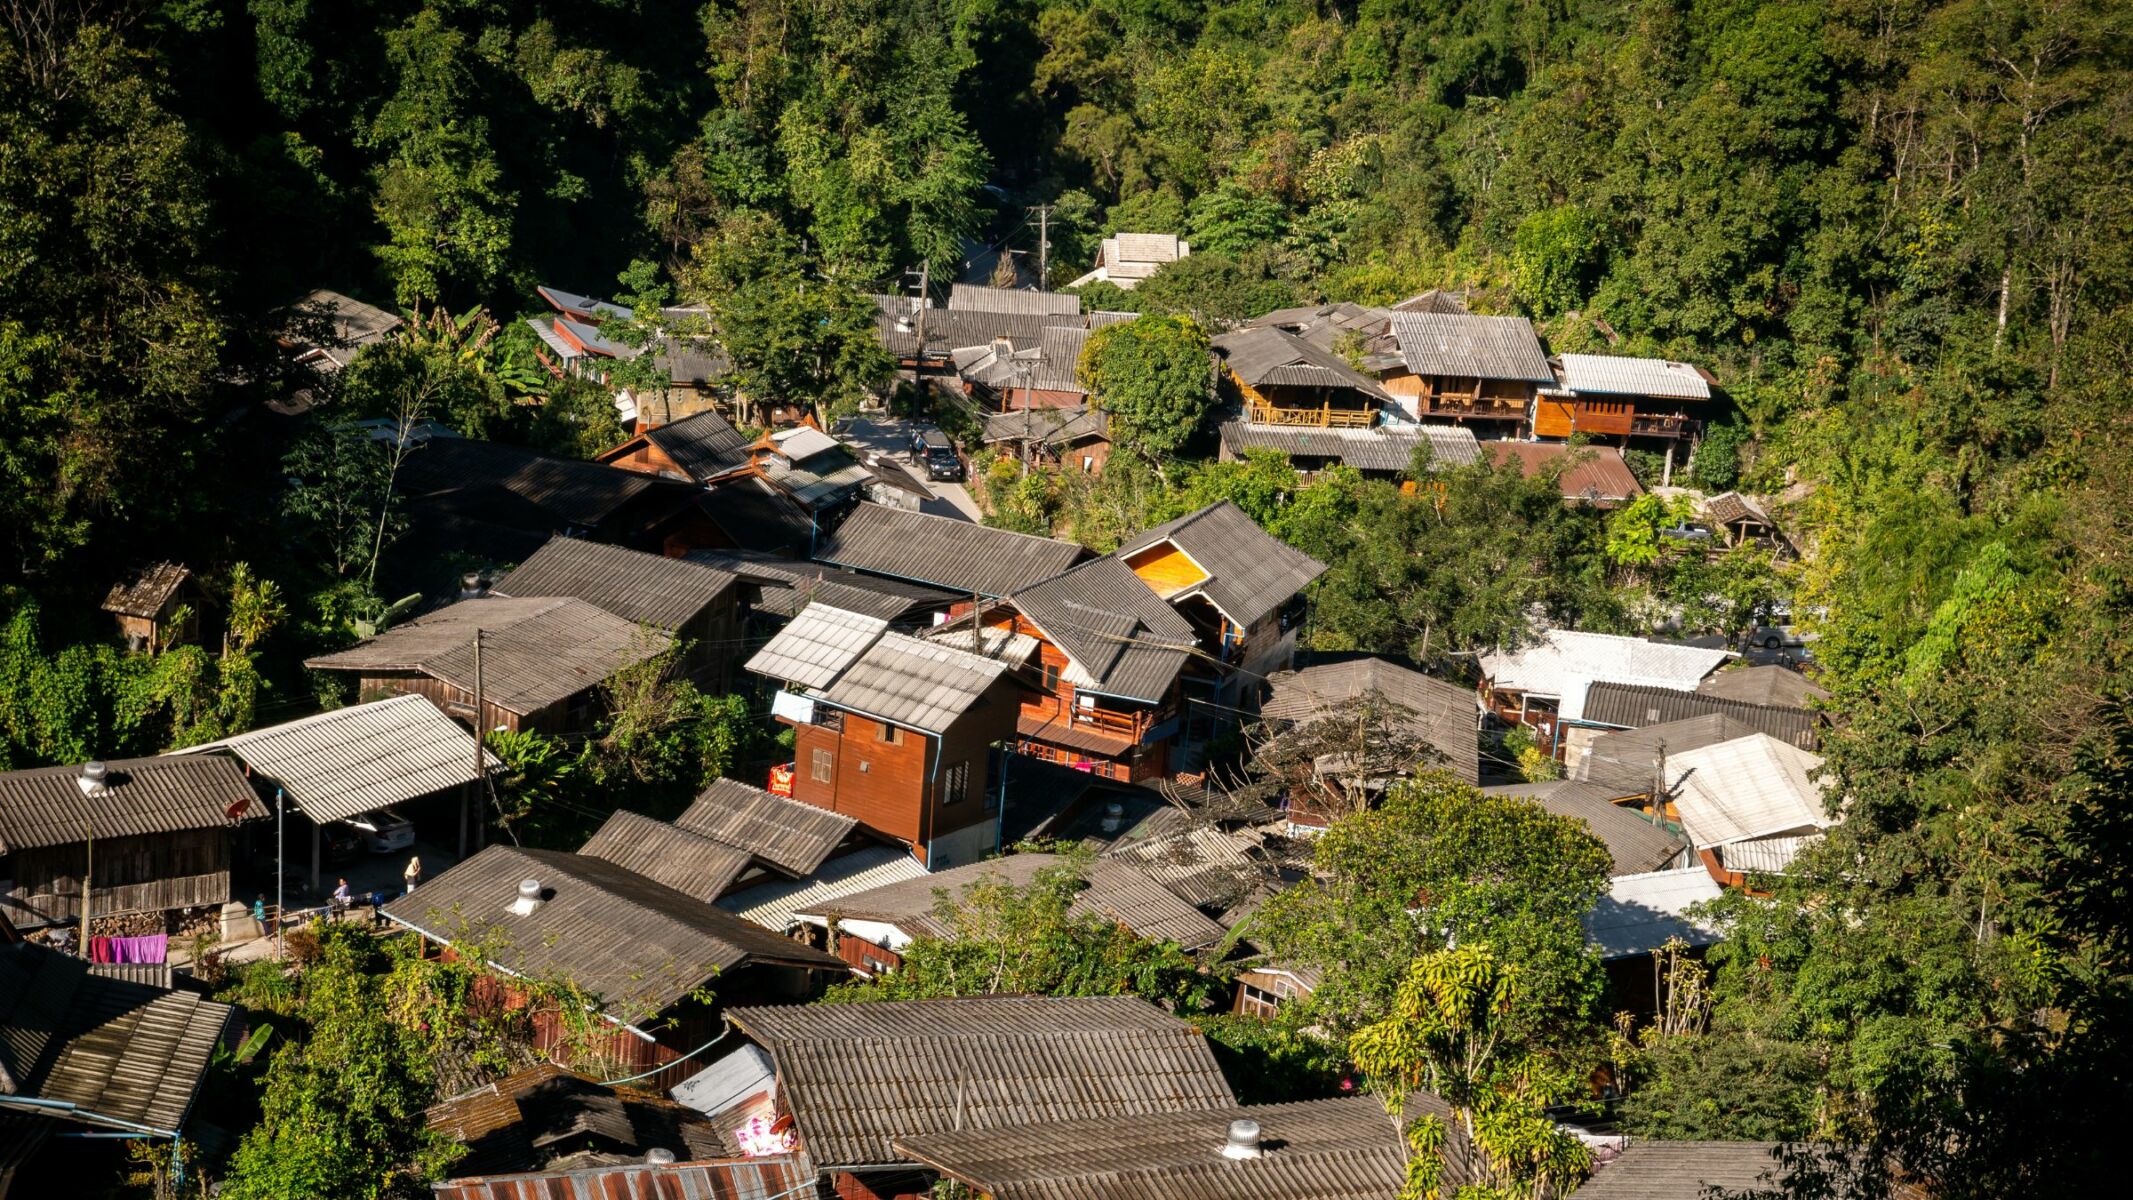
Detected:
[403,855,422,896]
[252,894,269,937]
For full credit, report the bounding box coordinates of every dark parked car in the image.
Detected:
[920,429,964,481]
[319,821,364,865]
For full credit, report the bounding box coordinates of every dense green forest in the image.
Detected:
[4,0,2132,1196]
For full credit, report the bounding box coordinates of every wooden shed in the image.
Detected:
[100,563,199,652]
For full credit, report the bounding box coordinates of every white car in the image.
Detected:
[347,807,416,854]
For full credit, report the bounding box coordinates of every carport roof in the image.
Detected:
[178,695,495,823]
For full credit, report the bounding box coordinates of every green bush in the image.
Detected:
[1691,423,1748,492]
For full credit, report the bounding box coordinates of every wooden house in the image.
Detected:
[0,756,264,932]
[1382,312,1555,431]
[950,324,1094,412]
[527,286,764,426]
[983,555,1199,784]
[381,844,843,1092]
[1261,657,1483,818]
[1213,325,1392,431]
[425,1062,733,1180]
[1704,490,1790,553]
[489,535,741,685]
[595,408,754,485]
[812,502,1092,599]
[789,851,1224,976]
[1066,232,1190,290]
[305,595,671,736]
[1582,866,1725,1021]
[1217,419,1480,479]
[1547,354,1715,458]
[101,563,199,653]
[981,405,1113,474]
[576,777,865,903]
[745,605,1037,870]
[724,995,1235,1200]
[1478,630,1732,758]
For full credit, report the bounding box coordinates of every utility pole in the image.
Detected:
[905,262,931,368]
[77,761,106,956]
[275,787,285,958]
[1029,205,1053,290]
[463,629,483,859]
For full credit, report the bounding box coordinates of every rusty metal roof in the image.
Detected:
[0,755,262,854]
[427,1062,732,1179]
[727,995,1235,1167]
[1485,441,1645,506]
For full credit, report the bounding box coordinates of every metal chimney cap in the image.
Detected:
[1221,1117,1263,1160]
[508,878,544,915]
[77,761,110,797]
[645,1147,677,1165]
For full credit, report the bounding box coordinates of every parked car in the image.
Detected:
[1660,523,1715,543]
[347,806,417,854]
[319,821,365,866]
[1747,624,1808,650]
[920,429,965,481]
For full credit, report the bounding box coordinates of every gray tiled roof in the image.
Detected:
[1264,658,1480,783]
[1570,1140,1784,1199]
[383,846,841,1025]
[1575,713,1778,793]
[895,1094,1410,1200]
[1696,664,1826,708]
[1389,312,1554,382]
[0,941,233,1132]
[1213,325,1390,399]
[697,474,816,555]
[308,597,669,718]
[396,438,696,532]
[177,695,491,824]
[796,851,1226,949]
[0,755,262,854]
[1035,325,1093,391]
[677,778,859,879]
[1007,555,1198,704]
[716,844,929,932]
[688,549,957,623]
[873,296,1105,360]
[1580,683,1820,749]
[1482,780,1687,874]
[947,284,1082,316]
[820,630,1028,735]
[982,405,1108,449]
[1117,501,1327,631]
[1218,420,1482,473]
[642,409,753,482]
[577,809,753,901]
[492,536,736,631]
[1583,867,1724,959]
[743,604,890,691]
[815,503,1090,597]
[727,995,1235,1166]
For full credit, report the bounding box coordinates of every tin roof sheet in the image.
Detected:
[178,696,491,824]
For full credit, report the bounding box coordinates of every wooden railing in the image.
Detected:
[1074,704,1150,738]
[1413,395,1526,419]
[1246,397,1376,428]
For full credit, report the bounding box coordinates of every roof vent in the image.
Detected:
[508,878,543,916]
[460,572,490,600]
[645,1148,677,1166]
[78,760,109,798]
[1100,801,1126,835]
[1221,1118,1263,1161]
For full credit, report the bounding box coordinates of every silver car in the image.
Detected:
[347,807,417,854]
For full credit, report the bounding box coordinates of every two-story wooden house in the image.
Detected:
[1213,325,1391,431]
[1544,354,1715,474]
[488,535,741,686]
[745,604,1037,870]
[1382,312,1556,432]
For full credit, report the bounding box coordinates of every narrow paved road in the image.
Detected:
[834,416,983,521]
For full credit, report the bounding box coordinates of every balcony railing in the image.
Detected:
[1246,398,1376,429]
[1412,395,1526,420]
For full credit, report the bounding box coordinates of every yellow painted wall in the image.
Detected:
[1125,543,1208,597]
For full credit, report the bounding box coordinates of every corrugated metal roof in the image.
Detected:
[815,503,1091,597]
[1665,734,1831,847]
[578,810,754,901]
[799,852,1225,950]
[1389,313,1553,382]
[1583,867,1724,959]
[728,995,1234,1166]
[1480,631,1730,724]
[716,844,928,932]
[948,284,1082,316]
[427,1062,730,1179]
[1007,556,1198,704]
[101,562,191,618]
[1579,683,1820,748]
[696,475,816,555]
[177,696,490,824]
[395,438,696,532]
[642,411,753,482]
[820,630,1027,735]
[432,1158,801,1200]
[0,941,232,1132]
[492,537,736,632]
[895,1094,1427,1200]
[1103,826,1265,911]
[0,755,262,853]
[1212,326,1390,399]
[1559,354,1712,400]
[769,426,839,463]
[678,778,859,879]
[1702,491,1769,528]
[688,550,956,623]
[1570,1140,1785,1199]
[1035,325,1092,392]
[1696,665,1825,708]
[1218,420,1482,472]
[1264,658,1481,783]
[743,604,890,691]
[1485,441,1645,506]
[1118,501,1327,632]
[383,846,842,1025]
[1718,835,1818,874]
[1575,713,1785,795]
[1484,780,1686,874]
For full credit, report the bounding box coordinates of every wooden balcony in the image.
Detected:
[1074,703,1164,740]
[1245,397,1375,429]
[1413,395,1527,421]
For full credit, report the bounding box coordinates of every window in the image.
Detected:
[810,748,834,783]
[941,760,970,805]
[1237,981,1282,1019]
[876,723,904,746]
[1040,662,1060,692]
[1080,455,1095,473]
